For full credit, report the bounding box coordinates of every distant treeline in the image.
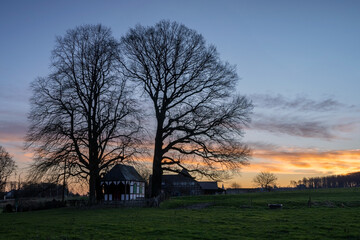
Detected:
[292,172,360,189]
[3,182,75,199]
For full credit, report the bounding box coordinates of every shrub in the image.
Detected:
[3,204,13,213]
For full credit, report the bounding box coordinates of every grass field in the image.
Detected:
[1,188,360,239]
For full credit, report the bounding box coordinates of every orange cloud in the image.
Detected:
[245,148,360,175]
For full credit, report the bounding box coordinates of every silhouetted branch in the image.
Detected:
[26,24,142,203]
[121,20,253,196]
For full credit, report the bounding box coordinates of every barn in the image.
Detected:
[160,169,224,196]
[161,169,202,196]
[101,164,145,201]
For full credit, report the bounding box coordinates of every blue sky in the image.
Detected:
[1,0,359,187]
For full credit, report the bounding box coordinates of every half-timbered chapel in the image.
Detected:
[101,164,145,202]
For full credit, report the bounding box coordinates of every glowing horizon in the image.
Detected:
[5,131,360,189]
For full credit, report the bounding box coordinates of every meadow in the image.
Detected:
[1,188,360,239]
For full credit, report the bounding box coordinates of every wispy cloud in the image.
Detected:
[249,93,354,112]
[249,114,360,140]
[246,93,360,139]
[0,120,27,137]
[250,115,336,139]
[0,109,27,118]
[332,121,360,133]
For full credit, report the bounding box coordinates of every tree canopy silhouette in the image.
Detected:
[253,172,277,191]
[26,24,140,203]
[121,20,252,197]
[0,146,16,192]
[293,172,360,189]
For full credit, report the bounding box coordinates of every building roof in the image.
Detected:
[162,169,197,183]
[162,174,196,183]
[102,164,144,182]
[198,181,219,190]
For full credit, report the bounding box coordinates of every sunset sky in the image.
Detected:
[1,0,359,188]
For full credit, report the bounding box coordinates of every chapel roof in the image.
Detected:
[198,181,219,190]
[102,164,145,182]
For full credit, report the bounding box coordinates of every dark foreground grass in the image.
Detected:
[1,188,360,239]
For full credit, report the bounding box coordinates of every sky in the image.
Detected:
[0,0,359,188]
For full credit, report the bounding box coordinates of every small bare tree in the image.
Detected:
[253,172,277,191]
[26,24,141,204]
[121,20,253,197]
[230,182,241,188]
[290,180,297,188]
[0,146,16,192]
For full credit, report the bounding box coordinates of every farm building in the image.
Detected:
[160,169,224,196]
[161,169,202,196]
[198,181,225,195]
[101,164,145,201]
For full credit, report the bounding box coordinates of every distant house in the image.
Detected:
[198,181,225,195]
[161,169,223,196]
[161,169,202,196]
[101,164,145,201]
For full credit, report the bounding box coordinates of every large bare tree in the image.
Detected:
[26,24,140,203]
[253,172,278,191]
[0,146,16,192]
[121,20,253,197]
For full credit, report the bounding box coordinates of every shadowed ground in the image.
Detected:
[1,188,360,239]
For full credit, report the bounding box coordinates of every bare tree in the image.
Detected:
[134,163,152,184]
[121,20,252,197]
[0,146,16,192]
[253,172,277,191]
[290,180,297,188]
[230,182,241,188]
[26,24,140,204]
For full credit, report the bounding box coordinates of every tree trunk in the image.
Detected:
[89,171,97,205]
[95,175,103,202]
[151,152,162,197]
[151,116,164,197]
[62,160,66,202]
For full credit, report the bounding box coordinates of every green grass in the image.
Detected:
[1,188,360,239]
[161,187,360,209]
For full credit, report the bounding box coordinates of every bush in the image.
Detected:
[15,199,66,212]
[3,204,13,213]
